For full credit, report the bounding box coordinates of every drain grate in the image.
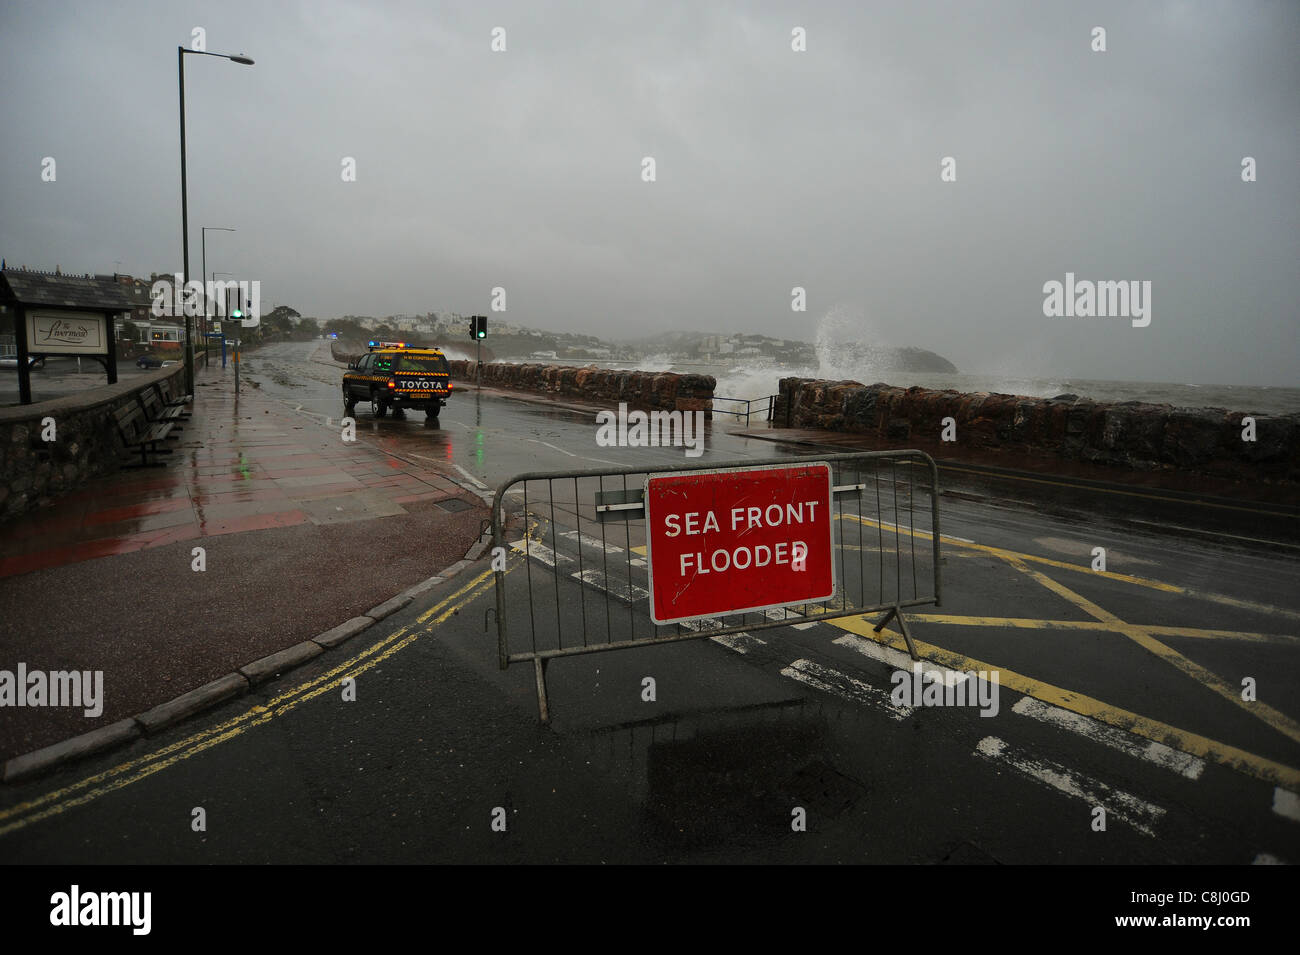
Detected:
[434,497,473,513]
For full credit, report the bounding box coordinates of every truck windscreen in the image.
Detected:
[394,355,449,373]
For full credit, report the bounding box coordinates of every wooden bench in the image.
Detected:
[156,378,192,418]
[114,401,174,468]
[140,387,186,429]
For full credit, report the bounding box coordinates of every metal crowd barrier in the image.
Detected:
[490,450,943,720]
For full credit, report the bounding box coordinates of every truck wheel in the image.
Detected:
[371,389,388,417]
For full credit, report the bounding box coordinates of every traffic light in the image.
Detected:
[469,315,488,339]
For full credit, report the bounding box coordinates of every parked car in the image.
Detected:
[0,354,45,370]
[136,355,163,369]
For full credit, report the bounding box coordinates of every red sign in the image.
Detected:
[644,462,835,625]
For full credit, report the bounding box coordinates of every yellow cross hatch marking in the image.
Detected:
[829,512,1300,787]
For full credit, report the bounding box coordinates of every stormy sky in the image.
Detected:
[1,0,1296,386]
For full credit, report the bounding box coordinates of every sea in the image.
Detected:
[521,357,1300,418]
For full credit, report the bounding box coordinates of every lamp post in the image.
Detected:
[179,46,254,397]
[200,227,235,367]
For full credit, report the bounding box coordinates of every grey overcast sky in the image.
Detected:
[1,0,1296,385]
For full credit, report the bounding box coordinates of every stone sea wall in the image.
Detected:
[774,377,1299,482]
[445,361,715,415]
[331,343,714,414]
[0,364,188,522]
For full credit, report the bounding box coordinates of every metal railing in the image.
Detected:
[711,394,780,426]
[490,450,943,721]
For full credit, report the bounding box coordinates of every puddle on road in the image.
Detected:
[568,700,867,852]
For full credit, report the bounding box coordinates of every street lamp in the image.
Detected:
[201,227,235,367]
[178,46,254,397]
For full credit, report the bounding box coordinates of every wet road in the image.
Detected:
[1,341,1296,863]
[239,340,807,488]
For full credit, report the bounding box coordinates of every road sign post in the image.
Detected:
[644,462,836,624]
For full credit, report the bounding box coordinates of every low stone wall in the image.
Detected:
[445,361,715,415]
[0,365,187,522]
[775,378,1299,482]
[330,343,714,414]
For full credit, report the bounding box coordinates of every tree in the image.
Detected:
[324,317,368,341]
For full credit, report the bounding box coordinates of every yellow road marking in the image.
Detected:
[829,614,1300,790]
[837,513,1181,591]
[0,568,499,838]
[909,613,1299,645]
[834,510,1300,773]
[1006,557,1300,748]
[838,512,1300,621]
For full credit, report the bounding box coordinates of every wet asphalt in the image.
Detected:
[0,341,1296,863]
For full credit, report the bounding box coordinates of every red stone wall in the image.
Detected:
[774,377,1299,482]
[446,361,715,415]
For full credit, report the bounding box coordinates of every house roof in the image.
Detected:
[0,269,136,311]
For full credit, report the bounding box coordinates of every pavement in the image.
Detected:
[0,349,488,767]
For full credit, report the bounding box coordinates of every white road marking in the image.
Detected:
[1272,787,1300,823]
[559,530,623,553]
[780,659,913,720]
[760,607,820,630]
[678,618,767,654]
[832,633,971,688]
[526,438,621,466]
[510,540,572,567]
[711,633,767,654]
[1012,697,1205,780]
[571,569,648,604]
[974,736,1165,837]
